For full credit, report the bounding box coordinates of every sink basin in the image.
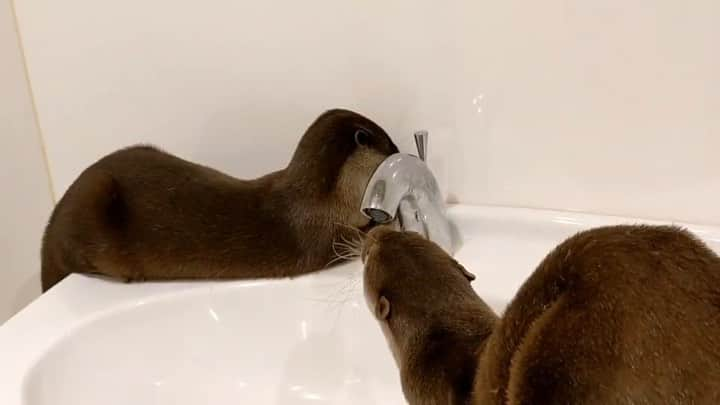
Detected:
[2,205,719,404]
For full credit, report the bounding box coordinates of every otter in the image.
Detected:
[362,225,720,404]
[41,109,398,291]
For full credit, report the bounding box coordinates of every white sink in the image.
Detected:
[2,205,719,405]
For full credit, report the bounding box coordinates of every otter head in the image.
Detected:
[286,109,398,227]
[362,226,476,365]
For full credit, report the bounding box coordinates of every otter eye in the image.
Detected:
[376,296,391,320]
[354,129,371,146]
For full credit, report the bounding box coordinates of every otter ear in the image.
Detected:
[452,259,476,282]
[354,129,370,147]
[375,296,391,320]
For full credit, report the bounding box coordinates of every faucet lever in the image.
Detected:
[414,130,428,162]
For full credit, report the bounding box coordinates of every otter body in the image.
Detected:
[363,225,720,404]
[42,109,398,291]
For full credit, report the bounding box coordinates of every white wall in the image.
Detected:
[0,0,54,323]
[13,0,720,225]
[449,1,720,225]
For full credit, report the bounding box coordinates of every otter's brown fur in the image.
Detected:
[41,109,398,291]
[363,225,720,404]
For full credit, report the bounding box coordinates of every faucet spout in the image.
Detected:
[360,152,455,253]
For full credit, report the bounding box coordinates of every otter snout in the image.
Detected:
[361,225,396,264]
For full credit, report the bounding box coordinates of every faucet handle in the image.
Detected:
[414,130,428,162]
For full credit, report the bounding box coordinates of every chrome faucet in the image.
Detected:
[361,130,456,253]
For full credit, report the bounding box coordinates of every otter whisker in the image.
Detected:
[334,239,357,251]
[338,233,363,257]
[319,232,366,315]
[325,254,354,268]
[333,242,361,258]
[324,255,356,269]
[332,222,367,238]
[322,266,362,302]
[325,240,359,268]
[331,238,350,259]
[312,276,362,329]
[326,235,363,267]
[326,277,363,331]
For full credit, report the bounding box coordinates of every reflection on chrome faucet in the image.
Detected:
[360,131,456,254]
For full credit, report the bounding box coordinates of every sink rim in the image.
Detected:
[2,203,719,404]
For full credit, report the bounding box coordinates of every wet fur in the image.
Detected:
[41,109,398,291]
[363,225,720,405]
